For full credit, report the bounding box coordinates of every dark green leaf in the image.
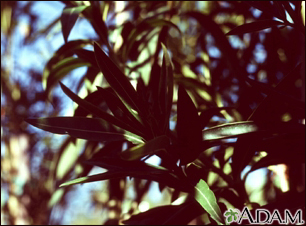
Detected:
[161,43,174,134]
[73,89,106,117]
[74,49,99,69]
[120,135,170,161]
[61,5,89,43]
[245,1,287,21]
[194,179,225,225]
[274,2,287,22]
[248,63,303,122]
[124,18,181,60]
[122,201,204,225]
[59,169,191,192]
[226,20,285,36]
[45,57,91,96]
[82,3,110,47]
[46,40,92,68]
[25,117,135,142]
[183,11,246,86]
[59,82,145,137]
[176,85,202,165]
[96,86,147,137]
[281,1,305,35]
[93,42,141,111]
[199,107,235,129]
[246,77,305,110]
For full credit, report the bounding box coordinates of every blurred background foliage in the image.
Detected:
[1,1,305,225]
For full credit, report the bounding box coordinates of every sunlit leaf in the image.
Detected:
[194,179,225,225]
[226,20,285,36]
[61,5,89,43]
[120,135,170,160]
[202,121,258,140]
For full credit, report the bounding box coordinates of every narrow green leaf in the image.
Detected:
[59,171,129,187]
[245,1,287,21]
[248,63,303,122]
[59,169,191,192]
[82,4,110,47]
[61,5,89,43]
[281,1,305,35]
[225,20,285,36]
[46,40,92,68]
[122,201,204,225]
[59,82,145,137]
[25,117,128,142]
[246,77,305,110]
[161,43,174,134]
[73,89,106,117]
[93,42,141,111]
[45,57,91,95]
[202,121,259,140]
[74,49,99,69]
[195,179,225,225]
[84,157,169,172]
[96,86,147,136]
[199,107,234,129]
[120,135,170,161]
[183,11,243,83]
[274,2,287,22]
[176,85,202,164]
[124,18,181,60]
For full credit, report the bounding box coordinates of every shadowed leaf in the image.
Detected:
[93,42,141,111]
[161,43,174,134]
[226,20,286,36]
[124,18,181,60]
[96,86,147,137]
[176,85,202,165]
[25,117,129,142]
[59,169,191,192]
[120,135,170,161]
[45,57,91,96]
[122,201,204,225]
[59,82,145,137]
[61,5,89,43]
[74,49,99,69]
[199,107,235,129]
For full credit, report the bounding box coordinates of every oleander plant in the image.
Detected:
[3,1,304,224]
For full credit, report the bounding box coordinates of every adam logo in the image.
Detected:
[224,209,240,223]
[224,207,304,225]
